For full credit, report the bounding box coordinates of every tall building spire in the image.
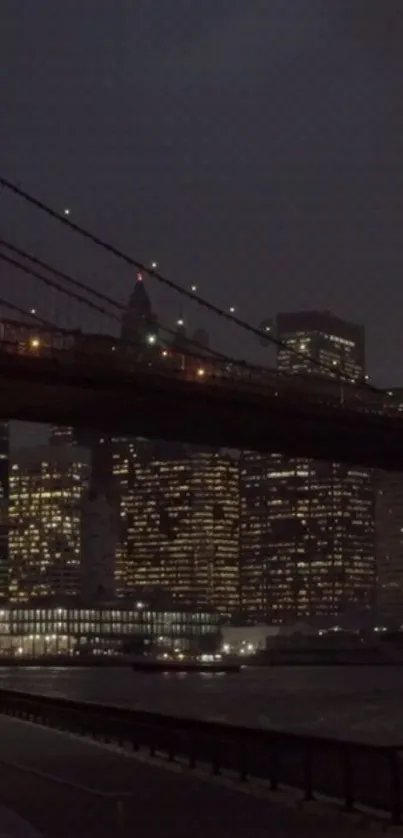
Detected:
[121,272,156,345]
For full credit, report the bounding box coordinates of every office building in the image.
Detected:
[113,440,240,614]
[376,388,403,626]
[0,423,9,600]
[276,310,365,380]
[240,311,375,624]
[9,446,91,601]
[0,603,220,657]
[376,471,403,626]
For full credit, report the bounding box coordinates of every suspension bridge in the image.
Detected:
[0,175,402,469]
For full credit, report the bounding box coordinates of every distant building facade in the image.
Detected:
[376,388,403,626]
[0,603,221,657]
[239,311,375,624]
[113,439,240,614]
[0,423,9,600]
[9,445,91,601]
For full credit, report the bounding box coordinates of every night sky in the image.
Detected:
[2,2,403,443]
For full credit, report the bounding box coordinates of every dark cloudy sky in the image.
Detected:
[1,1,403,444]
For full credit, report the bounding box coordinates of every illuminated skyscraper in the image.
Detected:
[0,423,9,600]
[376,389,403,626]
[276,310,365,380]
[113,440,240,613]
[9,446,91,601]
[240,311,375,624]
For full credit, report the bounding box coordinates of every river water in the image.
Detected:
[1,665,403,745]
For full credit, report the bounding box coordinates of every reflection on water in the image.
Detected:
[1,665,403,744]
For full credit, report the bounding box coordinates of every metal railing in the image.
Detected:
[0,315,396,418]
[0,687,401,824]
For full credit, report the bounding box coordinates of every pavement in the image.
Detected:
[0,716,392,838]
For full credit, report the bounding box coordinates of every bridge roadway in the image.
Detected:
[0,334,402,469]
[0,714,382,838]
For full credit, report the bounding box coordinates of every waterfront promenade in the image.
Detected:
[0,715,385,837]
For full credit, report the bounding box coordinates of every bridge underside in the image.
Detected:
[1,352,403,470]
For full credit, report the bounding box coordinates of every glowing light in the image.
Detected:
[151,261,158,269]
[137,272,143,282]
[162,350,168,357]
[147,334,157,345]
[229,306,236,314]
[30,308,36,315]
[177,318,184,327]
[197,367,205,377]
[191,285,197,292]
[136,601,144,609]
[29,337,40,349]
[63,208,71,216]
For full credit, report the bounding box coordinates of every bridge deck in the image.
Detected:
[0,715,378,837]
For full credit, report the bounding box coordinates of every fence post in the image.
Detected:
[188,735,196,769]
[149,728,156,757]
[389,750,401,826]
[238,738,248,782]
[167,730,175,762]
[131,726,139,751]
[270,737,279,791]
[303,742,314,801]
[212,738,220,775]
[341,746,354,811]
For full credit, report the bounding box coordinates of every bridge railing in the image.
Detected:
[0,325,397,421]
[0,686,401,824]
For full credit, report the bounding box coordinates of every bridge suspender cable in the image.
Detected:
[0,296,53,328]
[0,239,264,370]
[0,174,378,391]
[0,237,123,313]
[0,251,116,323]
[0,248,245,369]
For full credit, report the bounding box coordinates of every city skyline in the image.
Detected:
[2,5,403,829]
[3,295,386,627]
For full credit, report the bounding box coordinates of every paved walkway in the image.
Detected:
[0,716,387,837]
[0,805,42,838]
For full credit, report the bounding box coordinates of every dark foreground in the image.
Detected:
[0,686,401,826]
[0,716,381,838]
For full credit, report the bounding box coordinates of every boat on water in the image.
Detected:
[131,656,241,674]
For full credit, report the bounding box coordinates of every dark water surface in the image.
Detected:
[1,665,403,744]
